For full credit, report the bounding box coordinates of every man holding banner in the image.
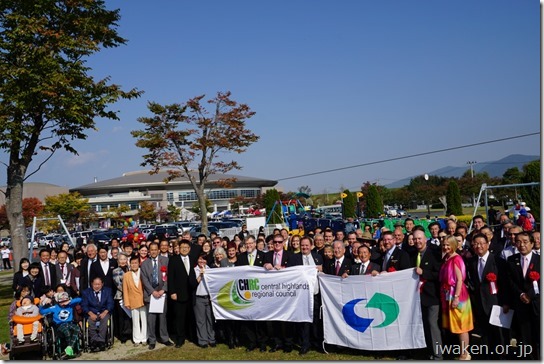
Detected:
[287,236,324,355]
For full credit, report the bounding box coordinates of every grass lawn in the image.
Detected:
[0,270,14,344]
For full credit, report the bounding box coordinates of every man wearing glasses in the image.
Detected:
[263,235,293,353]
[379,231,410,272]
[500,225,522,261]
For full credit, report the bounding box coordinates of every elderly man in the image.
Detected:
[81,277,114,352]
[324,240,352,276]
[79,243,98,291]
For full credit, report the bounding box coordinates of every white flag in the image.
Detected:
[205,265,317,322]
[319,269,426,351]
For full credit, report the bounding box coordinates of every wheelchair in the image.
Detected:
[8,299,46,360]
[42,315,85,359]
[9,315,46,360]
[83,314,114,352]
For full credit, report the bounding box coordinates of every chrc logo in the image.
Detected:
[342,293,399,333]
[217,278,258,310]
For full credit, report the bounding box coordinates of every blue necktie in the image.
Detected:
[152,259,158,287]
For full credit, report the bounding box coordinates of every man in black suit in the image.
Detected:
[79,243,98,292]
[480,226,503,258]
[324,241,352,276]
[55,250,74,288]
[506,232,540,360]
[38,248,57,290]
[287,236,324,355]
[234,235,267,352]
[168,239,194,348]
[90,246,118,295]
[347,245,380,276]
[380,231,411,272]
[263,235,293,353]
[412,230,443,360]
[466,233,506,359]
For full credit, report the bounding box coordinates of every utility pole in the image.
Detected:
[467,161,477,207]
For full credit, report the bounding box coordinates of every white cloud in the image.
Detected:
[66,150,109,167]
[112,126,124,133]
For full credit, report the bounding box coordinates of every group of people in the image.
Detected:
[7,210,540,360]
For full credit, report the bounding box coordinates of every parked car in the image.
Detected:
[90,233,111,246]
[188,225,220,240]
[149,226,179,241]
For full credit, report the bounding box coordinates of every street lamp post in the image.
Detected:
[467,161,477,207]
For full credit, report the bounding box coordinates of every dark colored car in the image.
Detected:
[149,226,179,241]
[90,233,111,246]
[188,225,220,241]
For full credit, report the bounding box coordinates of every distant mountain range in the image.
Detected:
[385,154,540,188]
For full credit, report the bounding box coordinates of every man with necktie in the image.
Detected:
[79,244,98,291]
[234,235,266,352]
[506,231,540,360]
[141,241,172,349]
[167,239,194,348]
[264,235,293,353]
[55,250,74,289]
[287,236,323,355]
[81,277,114,352]
[324,241,352,276]
[346,245,380,277]
[39,248,57,289]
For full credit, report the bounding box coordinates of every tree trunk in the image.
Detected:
[6,164,28,271]
[196,186,208,235]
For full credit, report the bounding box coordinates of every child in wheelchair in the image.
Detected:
[14,295,40,344]
[40,291,82,358]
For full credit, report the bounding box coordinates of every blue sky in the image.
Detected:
[3,0,540,195]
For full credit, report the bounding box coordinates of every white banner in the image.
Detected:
[319,269,426,351]
[205,265,317,322]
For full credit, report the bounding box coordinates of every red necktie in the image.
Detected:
[335,260,341,275]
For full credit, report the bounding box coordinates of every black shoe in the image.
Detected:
[175,342,183,348]
[148,344,155,350]
[198,343,208,349]
[228,342,235,349]
[91,346,101,353]
[209,342,216,348]
[299,347,310,355]
[162,341,174,347]
[269,345,282,353]
[246,345,256,352]
[259,345,267,352]
[121,340,126,344]
[283,346,293,353]
[99,344,105,352]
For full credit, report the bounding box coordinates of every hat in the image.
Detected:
[361,231,374,241]
[519,208,528,217]
[55,292,71,303]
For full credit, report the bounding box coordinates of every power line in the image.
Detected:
[277,132,540,182]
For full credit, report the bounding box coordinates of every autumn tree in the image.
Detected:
[132,91,258,234]
[104,204,130,227]
[167,205,181,221]
[0,1,141,270]
[44,192,93,229]
[137,201,157,223]
[446,180,463,216]
[0,197,44,230]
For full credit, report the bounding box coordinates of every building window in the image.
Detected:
[207,190,237,200]
[240,189,259,198]
[167,192,174,201]
[178,191,197,201]
[150,193,163,200]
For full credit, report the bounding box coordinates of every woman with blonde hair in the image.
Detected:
[439,235,473,360]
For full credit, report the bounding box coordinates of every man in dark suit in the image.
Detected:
[324,241,352,276]
[38,248,57,289]
[141,242,172,349]
[168,239,195,348]
[234,235,267,352]
[55,250,74,288]
[263,235,293,353]
[90,246,118,294]
[480,226,503,258]
[411,230,443,360]
[466,233,506,359]
[79,243,98,292]
[506,231,540,360]
[380,231,411,272]
[287,236,324,355]
[81,276,114,352]
[347,245,380,276]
